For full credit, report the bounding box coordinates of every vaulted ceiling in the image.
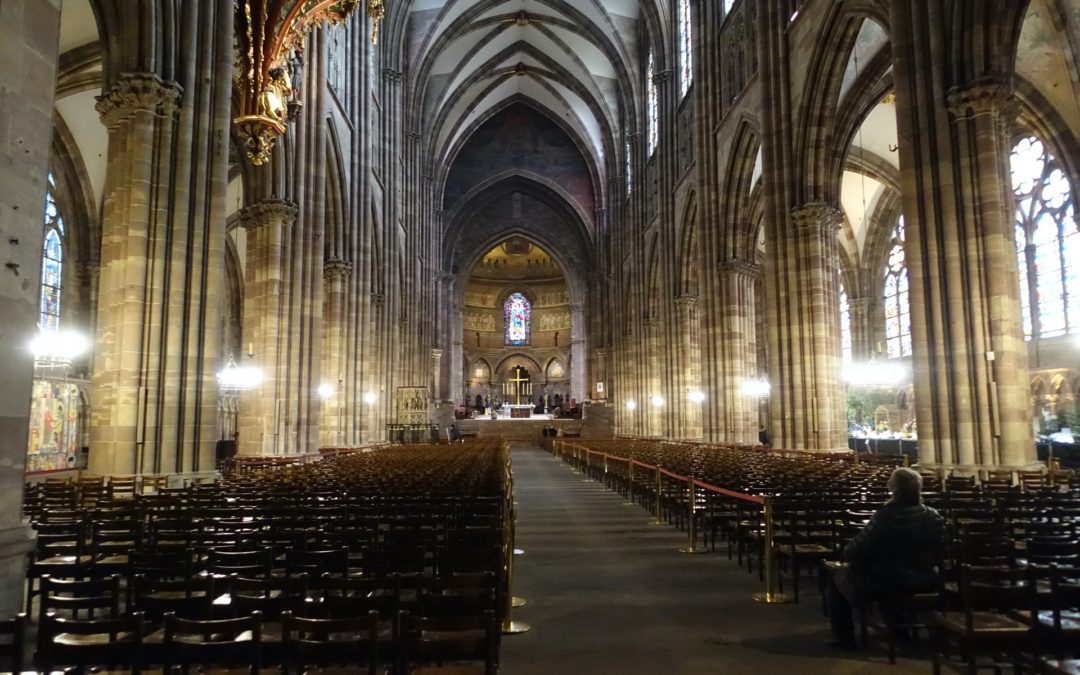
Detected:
[405,0,641,211]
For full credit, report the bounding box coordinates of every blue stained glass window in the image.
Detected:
[40,175,64,332]
[883,216,911,359]
[504,293,531,346]
[1012,136,1079,339]
[839,284,852,364]
[678,0,693,98]
[647,51,658,156]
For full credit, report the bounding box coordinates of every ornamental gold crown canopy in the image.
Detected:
[233,0,383,165]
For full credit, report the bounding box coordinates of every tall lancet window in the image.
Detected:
[839,283,852,364]
[625,139,633,194]
[678,0,693,98]
[646,50,658,156]
[1011,136,1079,340]
[883,216,911,359]
[40,175,64,332]
[504,292,532,346]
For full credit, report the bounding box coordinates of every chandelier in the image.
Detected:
[741,377,771,397]
[842,360,908,388]
[31,329,90,371]
[233,0,380,165]
[217,354,264,392]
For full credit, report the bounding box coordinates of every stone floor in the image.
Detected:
[499,445,928,674]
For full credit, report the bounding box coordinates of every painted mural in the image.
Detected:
[27,380,80,473]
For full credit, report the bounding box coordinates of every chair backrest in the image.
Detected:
[420,572,497,618]
[163,610,263,673]
[230,574,310,619]
[400,610,498,675]
[281,610,380,675]
[957,564,1030,634]
[38,574,121,625]
[36,611,145,674]
[0,613,25,675]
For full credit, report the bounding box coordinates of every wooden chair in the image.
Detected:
[36,611,146,674]
[0,613,26,675]
[399,610,498,675]
[931,564,1032,674]
[281,610,381,675]
[162,610,264,675]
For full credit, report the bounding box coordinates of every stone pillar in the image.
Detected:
[593,348,609,400]
[237,200,299,456]
[716,261,760,444]
[644,317,662,437]
[0,0,61,617]
[891,0,1035,469]
[848,296,874,362]
[431,348,444,402]
[674,296,703,439]
[321,258,351,447]
[765,205,847,452]
[570,302,587,402]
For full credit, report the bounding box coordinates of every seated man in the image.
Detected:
[827,467,947,650]
[448,424,463,444]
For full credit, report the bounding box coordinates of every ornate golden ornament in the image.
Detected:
[234,0,367,165]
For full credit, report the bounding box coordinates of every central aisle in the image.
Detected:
[499,445,924,675]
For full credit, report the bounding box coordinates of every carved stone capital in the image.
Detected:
[239,199,299,232]
[371,293,386,307]
[431,348,444,359]
[406,130,422,143]
[96,73,183,129]
[674,294,698,310]
[946,79,1017,120]
[654,69,674,84]
[792,203,843,233]
[323,258,353,279]
[718,258,761,279]
[382,68,403,83]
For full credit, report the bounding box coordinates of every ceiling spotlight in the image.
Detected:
[317,383,336,400]
[650,395,665,408]
[626,399,637,410]
[363,391,378,405]
[688,390,706,404]
[741,378,771,397]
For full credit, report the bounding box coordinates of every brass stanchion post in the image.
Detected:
[753,496,790,604]
[680,477,704,554]
[903,454,910,468]
[650,466,665,526]
[502,482,530,634]
[624,461,635,506]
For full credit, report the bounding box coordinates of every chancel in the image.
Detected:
[1,0,1079,672]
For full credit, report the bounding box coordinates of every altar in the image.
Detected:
[509,405,533,419]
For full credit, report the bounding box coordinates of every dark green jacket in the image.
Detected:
[843,500,948,593]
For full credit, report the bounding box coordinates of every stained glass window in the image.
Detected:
[839,283,852,364]
[1011,136,1079,340]
[40,175,64,332]
[678,0,693,98]
[647,50,658,156]
[724,0,737,14]
[504,292,531,346]
[626,139,633,194]
[883,216,911,359]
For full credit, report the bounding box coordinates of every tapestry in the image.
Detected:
[27,380,80,473]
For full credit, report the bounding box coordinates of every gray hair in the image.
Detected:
[888,467,923,504]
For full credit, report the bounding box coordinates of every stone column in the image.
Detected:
[848,297,874,362]
[674,296,703,439]
[716,261,760,444]
[593,348,609,400]
[765,205,847,452]
[237,200,299,456]
[321,258,351,447]
[891,0,1035,469]
[431,348,444,402]
[570,302,587,402]
[644,317,662,437]
[0,0,61,617]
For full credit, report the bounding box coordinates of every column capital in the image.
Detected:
[371,292,386,307]
[654,69,674,84]
[674,294,698,309]
[96,73,183,129]
[717,258,760,279]
[382,68,403,84]
[406,130,422,142]
[323,258,353,279]
[570,302,586,313]
[947,78,1018,120]
[239,199,299,231]
[431,348,444,359]
[792,203,843,233]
